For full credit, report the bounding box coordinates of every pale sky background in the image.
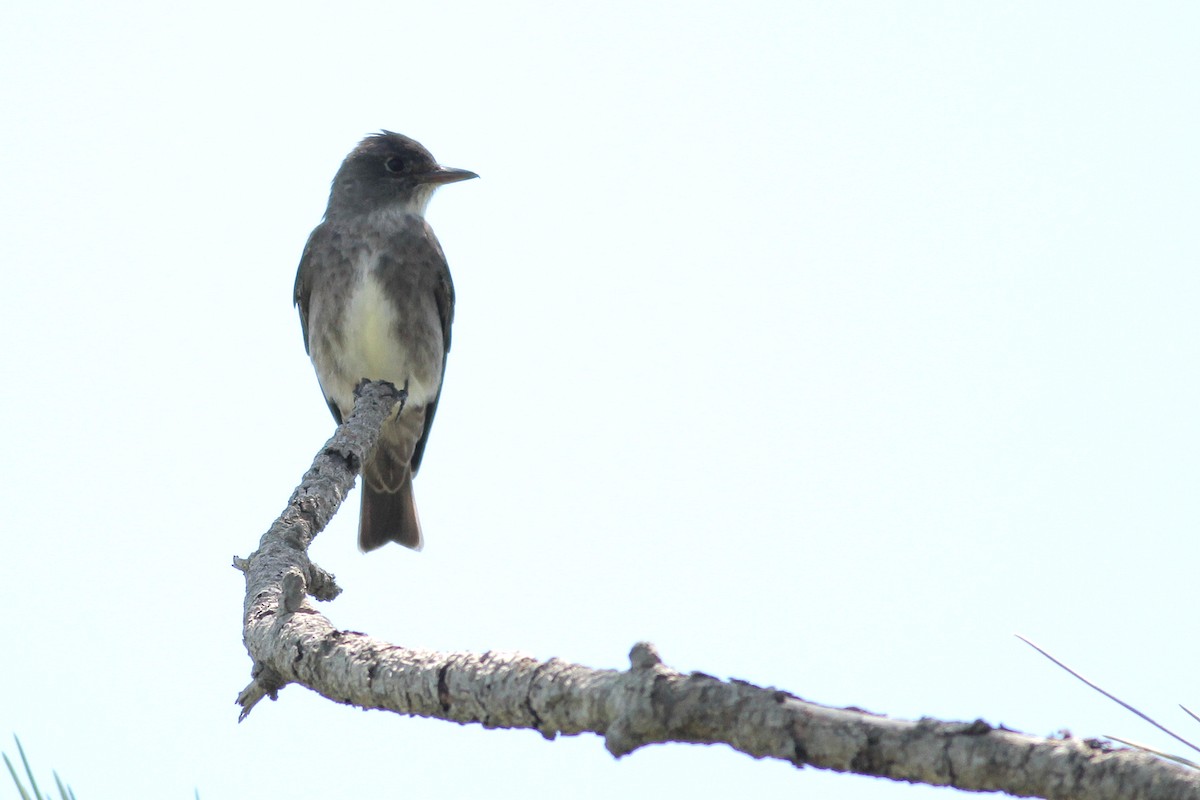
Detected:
[3,2,1198,798]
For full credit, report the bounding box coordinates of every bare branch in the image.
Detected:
[236,382,1200,799]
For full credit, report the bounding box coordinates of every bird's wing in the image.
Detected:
[293,223,328,356]
[409,219,456,475]
[294,223,347,424]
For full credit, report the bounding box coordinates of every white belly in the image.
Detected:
[313,269,439,414]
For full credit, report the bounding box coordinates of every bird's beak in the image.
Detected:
[421,167,479,185]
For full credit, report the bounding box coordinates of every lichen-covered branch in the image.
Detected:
[236,380,1200,800]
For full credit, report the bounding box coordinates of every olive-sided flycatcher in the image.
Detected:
[293,131,476,552]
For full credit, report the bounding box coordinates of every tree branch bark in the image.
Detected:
[236,381,1200,800]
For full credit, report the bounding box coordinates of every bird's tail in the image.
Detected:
[359,474,423,551]
[357,405,426,552]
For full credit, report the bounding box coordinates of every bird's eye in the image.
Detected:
[384,157,404,173]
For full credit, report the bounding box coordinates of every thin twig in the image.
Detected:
[1107,736,1200,770]
[1016,635,1200,756]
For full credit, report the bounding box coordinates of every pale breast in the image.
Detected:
[311,253,443,416]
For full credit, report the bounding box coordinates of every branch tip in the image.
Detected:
[281,571,306,614]
[629,641,663,670]
[306,562,342,601]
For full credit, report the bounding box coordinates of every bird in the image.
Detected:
[293,131,476,551]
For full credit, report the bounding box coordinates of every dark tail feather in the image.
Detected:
[359,477,423,552]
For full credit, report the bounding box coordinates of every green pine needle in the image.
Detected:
[4,736,75,800]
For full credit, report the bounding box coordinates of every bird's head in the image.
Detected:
[326,131,477,219]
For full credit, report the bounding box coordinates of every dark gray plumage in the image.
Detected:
[294,131,476,551]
